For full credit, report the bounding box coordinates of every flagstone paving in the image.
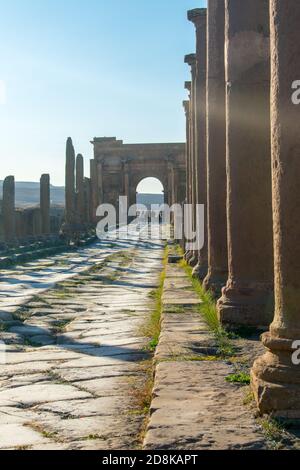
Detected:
[0,227,164,450]
[0,225,150,317]
[143,263,269,450]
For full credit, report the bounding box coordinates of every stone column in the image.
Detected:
[183,99,190,255]
[217,0,274,327]
[76,154,85,226]
[3,176,16,241]
[251,0,300,416]
[123,159,130,203]
[90,159,98,224]
[65,137,76,226]
[184,54,197,267]
[183,99,190,205]
[40,174,50,234]
[183,86,194,261]
[97,160,104,206]
[84,177,91,225]
[167,159,174,207]
[188,8,208,280]
[203,0,228,296]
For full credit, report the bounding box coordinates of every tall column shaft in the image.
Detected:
[184,84,194,261]
[90,159,98,224]
[3,176,16,241]
[76,154,85,226]
[98,161,104,206]
[167,160,174,206]
[40,174,50,234]
[203,0,228,296]
[65,137,75,226]
[123,160,130,205]
[251,0,300,416]
[183,98,191,256]
[84,177,91,225]
[184,54,197,266]
[183,99,190,206]
[188,9,208,280]
[217,0,274,327]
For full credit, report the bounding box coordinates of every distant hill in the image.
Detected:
[0,182,163,210]
[136,193,164,209]
[0,181,65,208]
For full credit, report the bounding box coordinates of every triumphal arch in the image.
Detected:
[90,137,186,219]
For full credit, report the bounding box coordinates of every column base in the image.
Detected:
[192,262,208,281]
[203,271,228,298]
[188,253,198,267]
[217,281,274,328]
[251,332,300,417]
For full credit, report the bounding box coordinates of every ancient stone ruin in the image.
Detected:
[184,0,300,418]
[1,0,300,438]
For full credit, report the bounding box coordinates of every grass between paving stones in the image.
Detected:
[142,246,168,352]
[160,354,219,363]
[179,257,235,357]
[129,245,168,448]
[258,417,292,450]
[225,372,251,385]
[24,421,60,442]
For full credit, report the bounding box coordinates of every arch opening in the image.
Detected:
[136,177,164,209]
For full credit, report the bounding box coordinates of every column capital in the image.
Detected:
[184,53,196,67]
[187,8,207,27]
[184,81,191,92]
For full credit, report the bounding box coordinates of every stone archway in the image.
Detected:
[90,137,186,222]
[136,177,165,210]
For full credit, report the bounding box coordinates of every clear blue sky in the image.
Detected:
[0,0,206,186]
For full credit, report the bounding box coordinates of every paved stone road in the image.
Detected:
[0,226,152,317]
[0,226,164,449]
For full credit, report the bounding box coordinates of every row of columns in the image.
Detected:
[64,137,93,234]
[184,0,300,416]
[1,174,50,241]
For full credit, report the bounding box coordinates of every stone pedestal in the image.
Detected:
[188,9,208,281]
[251,0,300,417]
[203,0,228,296]
[2,176,16,241]
[40,174,50,234]
[217,0,274,327]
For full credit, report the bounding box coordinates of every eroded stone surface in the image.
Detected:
[0,229,164,450]
[144,262,268,450]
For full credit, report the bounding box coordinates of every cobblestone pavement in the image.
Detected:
[0,226,164,449]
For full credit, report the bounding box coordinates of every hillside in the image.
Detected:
[0,181,65,208]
